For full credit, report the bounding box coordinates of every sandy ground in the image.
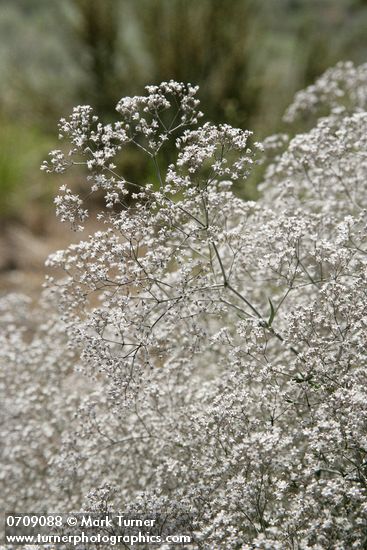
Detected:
[0,216,101,296]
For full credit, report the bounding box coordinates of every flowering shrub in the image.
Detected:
[2,64,367,548]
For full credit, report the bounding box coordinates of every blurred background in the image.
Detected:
[1,0,367,291]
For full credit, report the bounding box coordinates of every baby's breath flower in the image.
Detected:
[2,68,367,548]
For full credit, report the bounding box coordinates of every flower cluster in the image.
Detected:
[41,81,202,230]
[284,60,367,123]
[2,65,367,549]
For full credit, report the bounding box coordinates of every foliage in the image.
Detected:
[3,0,367,129]
[0,122,52,220]
[66,0,126,116]
[131,0,258,126]
[2,63,367,548]
[3,0,367,221]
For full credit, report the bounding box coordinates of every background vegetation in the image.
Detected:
[1,0,367,224]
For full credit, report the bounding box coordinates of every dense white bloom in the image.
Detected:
[2,67,367,548]
[284,60,367,123]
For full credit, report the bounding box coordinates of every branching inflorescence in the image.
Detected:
[2,66,367,548]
